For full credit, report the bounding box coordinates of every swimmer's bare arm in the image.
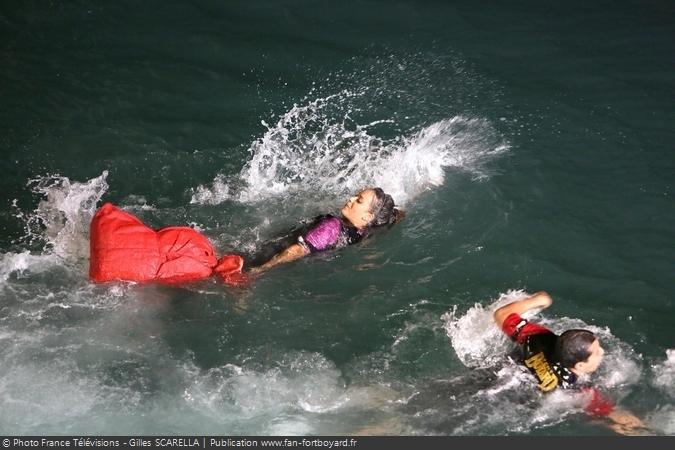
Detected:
[248,243,309,275]
[493,291,553,328]
[607,409,650,436]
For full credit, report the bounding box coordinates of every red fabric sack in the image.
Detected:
[90,203,224,283]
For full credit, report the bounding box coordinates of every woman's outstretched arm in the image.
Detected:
[249,216,342,276]
[248,243,309,275]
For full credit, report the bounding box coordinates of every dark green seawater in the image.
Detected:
[1,0,673,436]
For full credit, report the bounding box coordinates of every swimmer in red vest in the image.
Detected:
[248,187,403,276]
[493,291,649,435]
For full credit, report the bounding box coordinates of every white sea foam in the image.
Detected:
[645,350,675,434]
[182,352,349,424]
[645,404,675,435]
[0,362,98,433]
[0,251,56,283]
[651,349,675,398]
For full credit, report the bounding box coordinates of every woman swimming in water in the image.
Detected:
[247,187,403,276]
[88,187,401,285]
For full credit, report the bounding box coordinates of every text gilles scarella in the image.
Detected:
[8,439,200,448]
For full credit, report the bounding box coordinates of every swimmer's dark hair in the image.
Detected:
[554,329,597,368]
[369,187,404,227]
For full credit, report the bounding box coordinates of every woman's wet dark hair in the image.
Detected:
[368,188,404,227]
[554,329,597,368]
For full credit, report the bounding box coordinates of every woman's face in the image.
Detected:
[341,189,376,229]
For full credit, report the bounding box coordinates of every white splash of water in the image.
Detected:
[529,389,588,428]
[266,417,313,436]
[644,350,675,435]
[2,172,108,284]
[0,358,141,434]
[645,404,675,435]
[190,174,229,206]
[17,171,109,260]
[651,349,675,398]
[441,290,530,368]
[0,251,56,283]
[191,91,508,207]
[182,352,347,426]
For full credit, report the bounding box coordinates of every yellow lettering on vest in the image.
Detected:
[524,351,559,392]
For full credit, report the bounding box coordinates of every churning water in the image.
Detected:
[1,0,673,436]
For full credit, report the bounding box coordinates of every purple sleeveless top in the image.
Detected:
[299,216,343,252]
[298,215,368,254]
